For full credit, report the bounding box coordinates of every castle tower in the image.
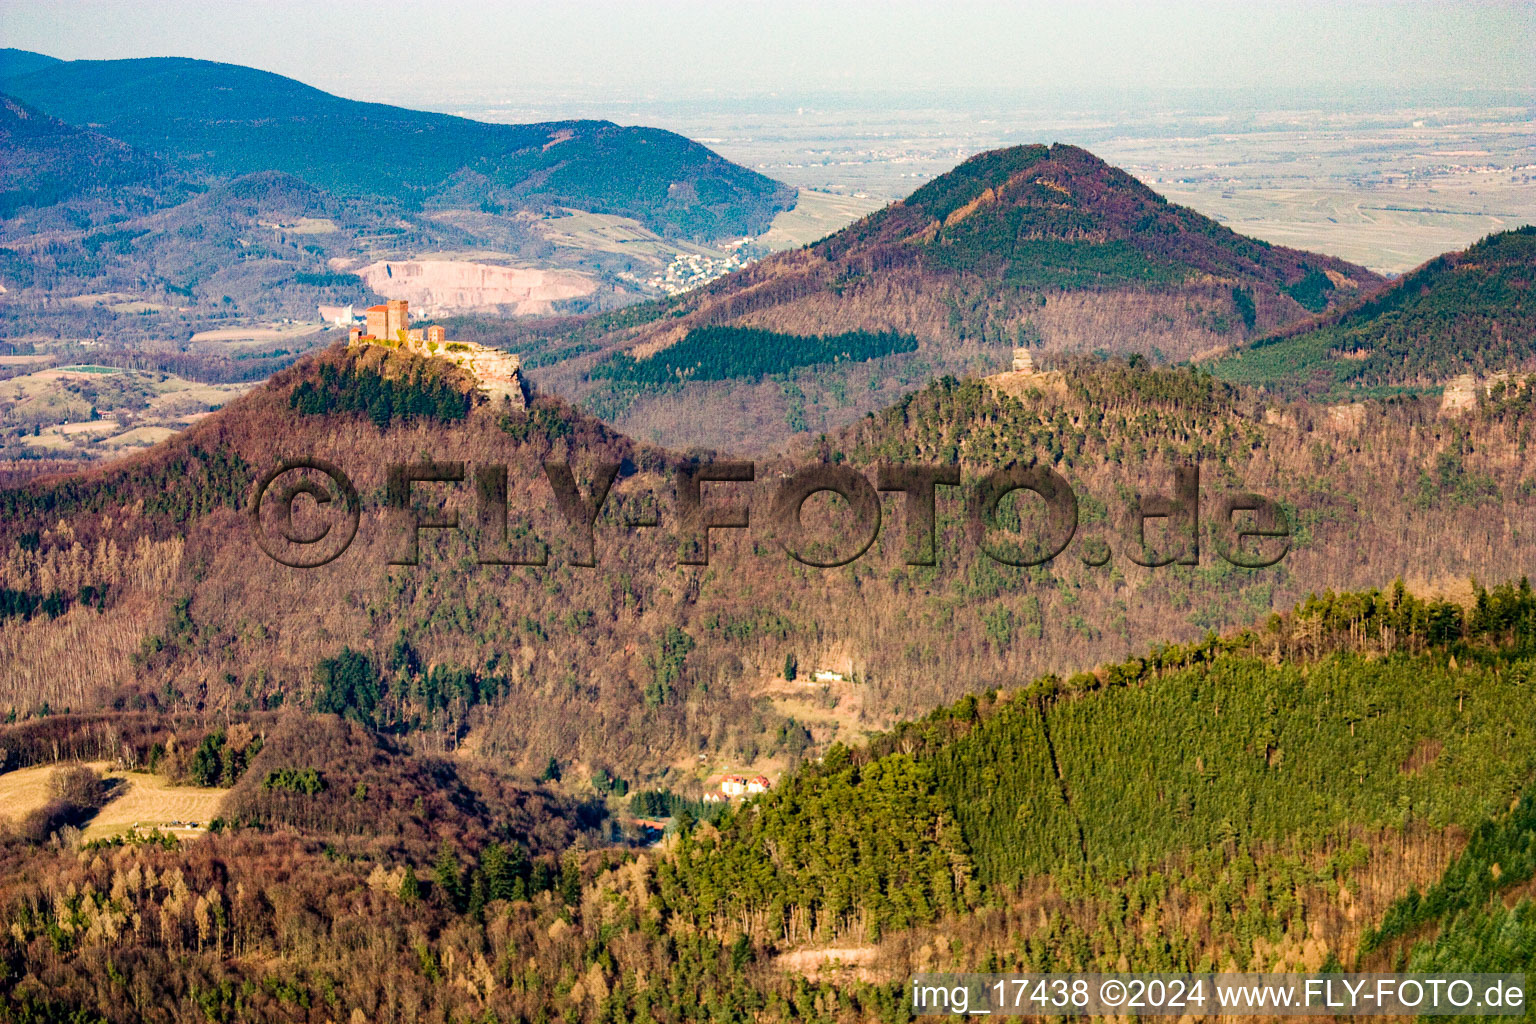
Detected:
[1012,347,1034,373]
[365,304,388,340]
[385,299,410,341]
[426,325,446,345]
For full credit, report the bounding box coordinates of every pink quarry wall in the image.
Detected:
[357,260,596,314]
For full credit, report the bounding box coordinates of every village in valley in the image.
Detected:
[640,240,763,296]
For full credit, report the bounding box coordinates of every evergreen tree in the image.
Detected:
[398,864,420,906]
[560,850,582,907]
[433,842,464,912]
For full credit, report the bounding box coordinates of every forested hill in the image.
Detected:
[6,581,1533,1023]
[0,93,184,217]
[0,51,794,240]
[6,339,1536,791]
[1212,226,1536,398]
[668,578,1536,912]
[817,143,1375,296]
[651,581,1536,988]
[531,144,1383,452]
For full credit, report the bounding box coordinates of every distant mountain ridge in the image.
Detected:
[0,47,61,79]
[0,50,794,241]
[0,49,798,334]
[0,92,183,217]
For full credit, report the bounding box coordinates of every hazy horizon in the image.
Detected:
[3,1,1533,120]
[3,0,1533,274]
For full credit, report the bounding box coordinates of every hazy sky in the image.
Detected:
[3,0,1533,113]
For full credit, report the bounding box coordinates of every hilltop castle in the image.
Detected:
[364,299,411,343]
[349,300,525,407]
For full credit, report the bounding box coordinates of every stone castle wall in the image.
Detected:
[348,302,526,408]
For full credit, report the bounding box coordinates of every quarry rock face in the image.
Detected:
[357,259,596,314]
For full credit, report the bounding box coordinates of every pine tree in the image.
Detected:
[466,869,489,920]
[560,851,582,907]
[398,864,420,906]
[433,842,464,912]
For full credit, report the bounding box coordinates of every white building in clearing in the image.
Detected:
[317,304,355,326]
[719,775,771,797]
[812,670,846,683]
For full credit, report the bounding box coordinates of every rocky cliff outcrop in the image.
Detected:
[441,341,526,407]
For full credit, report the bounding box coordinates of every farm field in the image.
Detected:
[531,209,723,260]
[0,366,251,460]
[257,216,337,235]
[188,322,328,344]
[81,767,228,840]
[1157,179,1536,275]
[0,763,59,824]
[0,354,55,368]
[758,188,885,250]
[0,762,229,840]
[61,292,139,307]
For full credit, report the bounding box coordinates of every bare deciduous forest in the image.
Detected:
[2,55,1535,1019]
[4,579,1535,1022]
